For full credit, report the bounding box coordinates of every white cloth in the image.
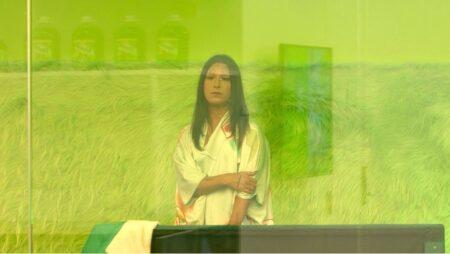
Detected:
[173,112,273,225]
[105,220,158,253]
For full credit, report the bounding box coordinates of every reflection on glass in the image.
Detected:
[0,40,7,71]
[0,0,28,252]
[156,14,189,68]
[19,0,450,252]
[72,16,104,70]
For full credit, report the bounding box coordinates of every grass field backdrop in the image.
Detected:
[0,64,449,252]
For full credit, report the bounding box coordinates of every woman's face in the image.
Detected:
[203,63,232,107]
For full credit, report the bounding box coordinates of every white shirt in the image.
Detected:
[173,111,273,225]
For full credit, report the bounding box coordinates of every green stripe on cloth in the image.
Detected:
[81,222,125,253]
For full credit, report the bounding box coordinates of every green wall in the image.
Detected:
[242,0,450,64]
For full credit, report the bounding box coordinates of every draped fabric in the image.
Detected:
[173,111,273,225]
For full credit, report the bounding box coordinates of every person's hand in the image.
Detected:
[228,171,256,194]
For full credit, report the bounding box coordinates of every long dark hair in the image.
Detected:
[191,54,249,151]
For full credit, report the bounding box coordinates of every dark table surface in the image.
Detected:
[151,224,445,253]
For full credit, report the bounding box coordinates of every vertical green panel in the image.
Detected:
[279,44,333,177]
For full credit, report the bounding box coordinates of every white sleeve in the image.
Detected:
[236,125,270,205]
[173,127,206,205]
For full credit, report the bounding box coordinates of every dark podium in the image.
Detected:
[151,225,445,253]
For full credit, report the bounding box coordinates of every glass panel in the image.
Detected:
[358,0,450,247]
[0,0,29,252]
[30,0,243,252]
[27,0,450,252]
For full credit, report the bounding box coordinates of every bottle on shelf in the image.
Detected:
[72,16,104,70]
[32,16,60,70]
[156,14,189,68]
[114,15,146,69]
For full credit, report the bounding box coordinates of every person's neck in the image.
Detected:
[208,105,228,129]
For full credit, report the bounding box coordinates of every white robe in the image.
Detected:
[173,112,273,225]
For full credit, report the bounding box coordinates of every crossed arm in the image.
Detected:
[228,196,251,225]
[192,172,256,225]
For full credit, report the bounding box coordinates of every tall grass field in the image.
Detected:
[0,64,449,252]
